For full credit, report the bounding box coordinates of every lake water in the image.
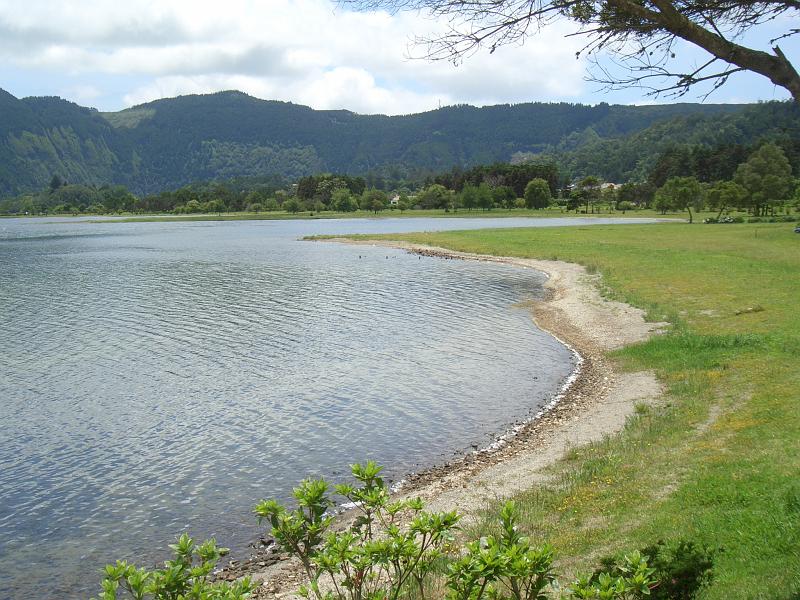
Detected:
[0,216,654,598]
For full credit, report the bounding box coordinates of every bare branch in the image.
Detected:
[340,0,800,100]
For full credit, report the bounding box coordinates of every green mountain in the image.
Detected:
[0,88,794,196]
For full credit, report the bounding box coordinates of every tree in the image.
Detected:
[524,178,552,209]
[476,183,494,210]
[653,192,672,215]
[656,176,704,222]
[331,188,359,212]
[245,189,267,210]
[460,184,479,210]
[205,183,237,211]
[315,176,349,206]
[100,185,136,213]
[49,184,102,212]
[49,174,64,192]
[706,180,747,219]
[734,143,794,215]
[360,189,388,213]
[601,186,618,211]
[205,199,226,215]
[284,198,302,214]
[617,182,655,208]
[492,185,517,209]
[397,193,411,212]
[572,176,602,213]
[345,0,800,101]
[617,200,635,213]
[417,184,452,210]
[297,175,320,201]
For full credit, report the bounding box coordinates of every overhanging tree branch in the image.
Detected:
[341,0,800,100]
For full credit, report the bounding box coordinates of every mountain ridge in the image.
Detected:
[0,88,790,196]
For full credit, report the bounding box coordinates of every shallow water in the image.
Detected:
[0,216,653,598]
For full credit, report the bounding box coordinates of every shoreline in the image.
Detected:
[226,239,667,596]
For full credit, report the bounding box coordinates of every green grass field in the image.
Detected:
[356,223,800,598]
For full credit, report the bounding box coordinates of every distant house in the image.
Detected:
[389,194,400,206]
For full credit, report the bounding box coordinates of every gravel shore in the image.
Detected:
[225,240,667,597]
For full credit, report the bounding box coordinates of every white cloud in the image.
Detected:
[0,0,589,113]
[59,83,103,104]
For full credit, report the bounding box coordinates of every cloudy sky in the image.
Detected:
[0,0,796,114]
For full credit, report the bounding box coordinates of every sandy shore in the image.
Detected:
[226,240,667,597]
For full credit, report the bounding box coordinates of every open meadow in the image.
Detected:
[355,222,800,598]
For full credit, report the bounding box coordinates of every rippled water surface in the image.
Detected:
[0,216,653,598]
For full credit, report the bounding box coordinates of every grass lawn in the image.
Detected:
[355,222,800,598]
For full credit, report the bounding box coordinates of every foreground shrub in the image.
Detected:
[255,461,459,600]
[597,539,716,599]
[254,462,660,600]
[94,533,255,599]
[446,501,556,600]
[98,461,719,599]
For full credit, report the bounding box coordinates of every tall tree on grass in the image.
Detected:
[734,143,794,216]
[524,178,552,209]
[706,180,747,219]
[417,184,452,209]
[343,0,800,101]
[476,182,494,210]
[492,185,517,209]
[656,176,704,222]
[572,175,602,213]
[361,188,389,213]
[284,198,302,214]
[332,188,359,212]
[460,184,479,210]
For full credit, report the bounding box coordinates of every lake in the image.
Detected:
[0,216,654,598]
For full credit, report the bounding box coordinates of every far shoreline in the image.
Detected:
[0,208,684,224]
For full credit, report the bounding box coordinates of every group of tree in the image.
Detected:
[240,186,396,215]
[0,174,139,215]
[651,143,796,222]
[429,162,562,198]
[0,175,289,215]
[520,102,800,186]
[513,142,798,219]
[2,142,796,220]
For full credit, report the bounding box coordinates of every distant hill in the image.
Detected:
[0,89,794,196]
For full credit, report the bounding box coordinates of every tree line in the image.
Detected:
[1,142,797,220]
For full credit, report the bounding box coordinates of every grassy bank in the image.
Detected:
[354,223,799,598]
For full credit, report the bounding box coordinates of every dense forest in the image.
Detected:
[4,139,797,223]
[3,87,792,197]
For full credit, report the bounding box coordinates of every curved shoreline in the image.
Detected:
[229,240,667,596]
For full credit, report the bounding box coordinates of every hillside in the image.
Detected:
[0,89,793,196]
